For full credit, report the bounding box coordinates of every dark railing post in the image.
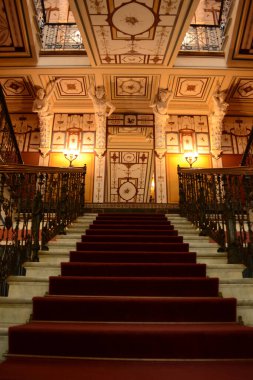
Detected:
[31,191,43,262]
[197,173,208,235]
[79,164,86,214]
[242,175,253,277]
[222,174,242,263]
[57,172,68,235]
[178,166,186,217]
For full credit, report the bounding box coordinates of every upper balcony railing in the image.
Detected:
[40,23,85,52]
[181,25,223,52]
[33,0,85,53]
[180,0,233,53]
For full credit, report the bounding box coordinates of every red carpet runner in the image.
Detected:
[1,212,253,379]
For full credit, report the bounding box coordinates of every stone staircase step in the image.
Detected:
[52,234,83,240]
[206,264,244,280]
[23,262,61,278]
[0,297,32,325]
[237,300,253,326]
[219,279,253,301]
[39,250,70,264]
[23,262,243,280]
[48,240,78,248]
[2,211,253,363]
[0,327,8,361]
[197,255,227,264]
[7,277,49,299]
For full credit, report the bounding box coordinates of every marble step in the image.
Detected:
[47,240,79,250]
[24,262,61,278]
[0,297,252,332]
[206,264,244,279]
[0,327,8,362]
[7,276,253,301]
[7,276,49,299]
[23,261,243,281]
[219,279,253,301]
[66,226,91,233]
[0,297,32,325]
[39,250,70,264]
[38,250,227,266]
[52,233,83,240]
[237,300,253,326]
[0,296,251,327]
[195,254,227,265]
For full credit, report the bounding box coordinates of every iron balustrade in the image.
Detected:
[41,24,85,52]
[180,0,233,52]
[0,164,86,296]
[33,0,85,53]
[178,166,253,277]
[181,25,223,52]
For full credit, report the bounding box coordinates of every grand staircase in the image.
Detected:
[1,212,253,379]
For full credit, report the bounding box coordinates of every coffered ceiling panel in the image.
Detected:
[110,75,154,100]
[70,0,198,66]
[0,76,34,98]
[229,78,253,102]
[54,77,88,98]
[174,77,211,100]
[0,0,36,62]
[228,0,253,65]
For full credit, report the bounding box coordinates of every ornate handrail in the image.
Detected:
[0,164,86,296]
[178,166,253,277]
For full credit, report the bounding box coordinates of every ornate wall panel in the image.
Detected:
[52,113,95,152]
[107,149,153,203]
[222,116,253,154]
[107,114,154,203]
[10,113,96,154]
[165,115,210,153]
[10,113,39,152]
[108,113,154,126]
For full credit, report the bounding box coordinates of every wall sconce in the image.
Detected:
[63,150,79,167]
[184,151,198,168]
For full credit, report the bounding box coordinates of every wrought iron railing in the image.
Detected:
[178,166,253,277]
[0,86,23,164]
[41,24,84,52]
[181,25,223,52]
[0,164,86,296]
[181,0,233,52]
[33,0,85,53]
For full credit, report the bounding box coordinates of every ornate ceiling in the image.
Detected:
[0,0,252,116]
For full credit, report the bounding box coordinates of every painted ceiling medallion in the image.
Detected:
[111,2,156,36]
